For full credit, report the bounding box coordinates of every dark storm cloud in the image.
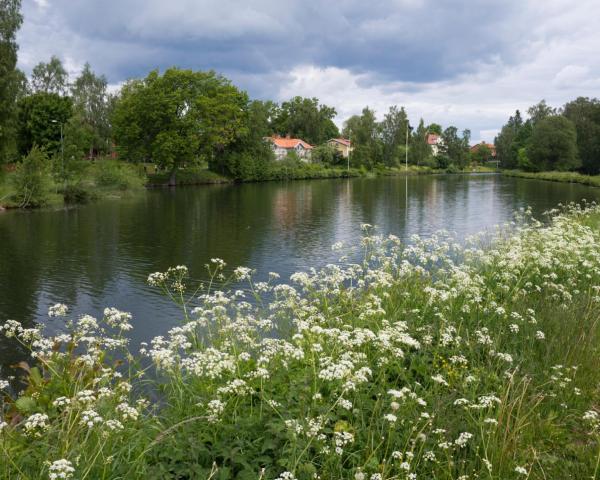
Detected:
[19,0,524,91]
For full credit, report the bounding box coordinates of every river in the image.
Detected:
[1,173,598,367]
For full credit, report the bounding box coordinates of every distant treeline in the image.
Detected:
[495,98,600,174]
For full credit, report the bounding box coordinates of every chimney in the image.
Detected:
[286,133,291,139]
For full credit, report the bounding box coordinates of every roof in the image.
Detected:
[470,142,495,152]
[328,138,351,147]
[266,136,313,149]
[426,134,440,145]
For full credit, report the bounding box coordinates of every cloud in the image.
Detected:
[16,0,600,142]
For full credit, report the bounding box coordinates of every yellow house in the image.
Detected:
[327,138,352,158]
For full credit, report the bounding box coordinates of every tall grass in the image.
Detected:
[1,204,600,479]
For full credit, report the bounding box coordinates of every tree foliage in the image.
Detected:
[526,116,579,171]
[563,97,600,174]
[343,107,382,169]
[0,0,22,163]
[272,96,339,145]
[70,63,112,156]
[16,92,72,156]
[380,106,409,167]
[112,68,249,176]
[31,55,68,95]
[441,126,471,169]
[10,145,52,207]
[409,119,432,166]
[470,143,492,164]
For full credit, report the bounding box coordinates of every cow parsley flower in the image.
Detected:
[48,459,75,480]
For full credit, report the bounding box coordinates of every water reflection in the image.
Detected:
[1,173,599,367]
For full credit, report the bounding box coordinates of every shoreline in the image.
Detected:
[502,169,600,188]
[0,165,498,211]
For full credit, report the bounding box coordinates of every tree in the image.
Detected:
[31,55,68,95]
[380,105,409,167]
[409,119,432,166]
[563,97,600,174]
[426,123,442,135]
[10,145,52,207]
[526,116,579,171]
[210,99,276,180]
[441,126,470,168]
[471,143,492,164]
[527,100,555,127]
[272,96,339,145]
[112,68,249,182]
[0,0,23,163]
[495,110,532,169]
[16,92,72,156]
[70,63,111,156]
[342,107,381,169]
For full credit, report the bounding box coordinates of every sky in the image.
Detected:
[16,0,600,143]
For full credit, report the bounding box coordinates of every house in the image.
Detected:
[470,141,496,158]
[265,135,313,161]
[426,133,444,156]
[327,138,353,158]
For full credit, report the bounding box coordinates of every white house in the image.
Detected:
[265,135,313,161]
[426,133,444,156]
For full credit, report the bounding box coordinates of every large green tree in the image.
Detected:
[342,107,381,168]
[409,118,432,166]
[0,0,22,163]
[70,63,112,156]
[272,96,339,145]
[16,92,72,156]
[210,99,276,180]
[526,116,579,171]
[441,126,471,168]
[30,55,68,95]
[112,68,249,182]
[494,110,532,169]
[563,97,600,174]
[380,105,409,167]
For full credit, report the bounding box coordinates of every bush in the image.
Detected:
[93,159,144,190]
[61,183,92,204]
[10,146,53,208]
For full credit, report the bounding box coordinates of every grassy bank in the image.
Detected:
[2,204,600,479]
[503,169,600,187]
[0,158,146,209]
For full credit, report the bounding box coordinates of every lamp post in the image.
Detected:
[51,119,64,179]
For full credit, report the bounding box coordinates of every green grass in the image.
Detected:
[0,158,146,209]
[503,169,600,187]
[147,166,231,186]
[1,204,600,479]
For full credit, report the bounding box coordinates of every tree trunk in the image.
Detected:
[168,166,177,186]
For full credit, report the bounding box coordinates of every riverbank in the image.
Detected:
[503,169,600,187]
[0,159,146,210]
[1,162,497,209]
[1,203,599,479]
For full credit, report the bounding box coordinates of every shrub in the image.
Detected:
[93,159,144,190]
[10,146,53,208]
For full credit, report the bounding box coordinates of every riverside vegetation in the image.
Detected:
[1,203,600,479]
